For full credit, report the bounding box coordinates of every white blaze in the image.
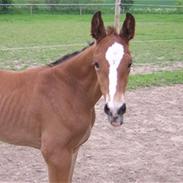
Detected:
[105,42,124,109]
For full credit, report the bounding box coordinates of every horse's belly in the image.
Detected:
[0,94,41,148]
[0,122,41,148]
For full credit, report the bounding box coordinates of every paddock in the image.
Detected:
[0,7,183,182]
[0,84,182,183]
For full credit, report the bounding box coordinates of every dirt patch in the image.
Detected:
[0,85,183,183]
[5,61,183,75]
[131,61,183,75]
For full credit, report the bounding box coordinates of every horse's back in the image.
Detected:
[0,67,42,89]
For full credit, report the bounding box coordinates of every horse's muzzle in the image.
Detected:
[104,103,126,127]
[108,115,124,127]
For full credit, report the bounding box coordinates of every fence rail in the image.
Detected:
[0,3,115,6]
[0,2,183,14]
[0,3,116,15]
[1,39,183,52]
[0,3,183,7]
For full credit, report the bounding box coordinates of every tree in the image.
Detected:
[0,0,13,12]
[121,0,134,13]
[28,0,40,10]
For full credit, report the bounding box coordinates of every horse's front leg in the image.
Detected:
[41,143,73,183]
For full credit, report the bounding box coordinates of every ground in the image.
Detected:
[0,84,183,183]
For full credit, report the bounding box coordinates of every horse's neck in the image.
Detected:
[54,45,102,109]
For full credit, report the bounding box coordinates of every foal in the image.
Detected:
[0,11,135,182]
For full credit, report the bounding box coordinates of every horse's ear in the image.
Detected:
[120,13,135,41]
[91,11,106,42]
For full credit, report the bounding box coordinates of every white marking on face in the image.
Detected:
[105,42,124,110]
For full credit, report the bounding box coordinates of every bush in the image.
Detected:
[176,0,183,12]
[121,0,134,13]
[0,0,13,13]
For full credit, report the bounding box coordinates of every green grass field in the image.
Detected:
[128,70,183,90]
[0,13,183,88]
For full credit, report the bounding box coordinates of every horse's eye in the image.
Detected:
[128,63,132,68]
[94,62,100,70]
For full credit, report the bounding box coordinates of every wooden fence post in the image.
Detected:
[80,7,82,15]
[114,0,121,34]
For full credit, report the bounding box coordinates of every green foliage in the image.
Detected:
[45,0,60,11]
[42,0,106,14]
[45,0,105,3]
[0,0,12,3]
[121,0,134,12]
[133,0,175,5]
[0,0,13,12]
[176,0,183,4]
[176,0,183,12]
[1,0,182,14]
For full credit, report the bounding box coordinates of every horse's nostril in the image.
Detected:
[117,103,126,115]
[104,104,111,115]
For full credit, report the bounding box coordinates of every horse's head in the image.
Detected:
[91,11,135,127]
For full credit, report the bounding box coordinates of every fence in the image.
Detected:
[0,2,182,70]
[2,3,114,15]
[1,39,183,52]
[0,3,183,15]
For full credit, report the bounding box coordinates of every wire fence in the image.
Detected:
[0,1,183,69]
[0,3,183,15]
[1,39,183,52]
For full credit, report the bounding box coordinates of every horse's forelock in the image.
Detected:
[106,26,118,36]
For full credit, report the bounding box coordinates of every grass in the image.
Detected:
[0,13,182,88]
[128,70,183,90]
[0,14,182,67]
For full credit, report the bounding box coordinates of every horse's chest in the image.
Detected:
[78,125,91,147]
[72,127,91,153]
[73,110,95,150]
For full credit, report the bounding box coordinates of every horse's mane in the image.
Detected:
[48,26,117,67]
[48,42,94,67]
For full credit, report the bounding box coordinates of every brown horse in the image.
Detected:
[0,11,135,183]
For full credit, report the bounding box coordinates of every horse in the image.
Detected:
[0,11,135,183]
